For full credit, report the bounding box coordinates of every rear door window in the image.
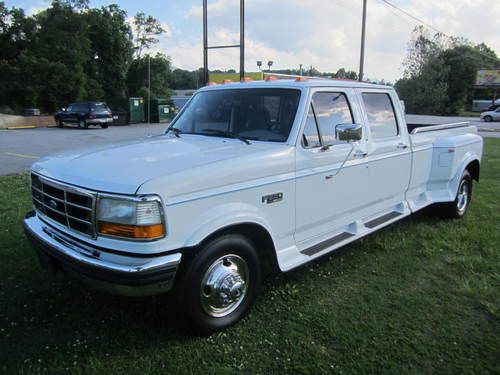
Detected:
[362,93,399,139]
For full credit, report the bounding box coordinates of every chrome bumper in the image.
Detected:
[88,118,112,124]
[23,212,182,297]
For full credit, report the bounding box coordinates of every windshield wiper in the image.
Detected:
[166,127,182,138]
[201,129,251,145]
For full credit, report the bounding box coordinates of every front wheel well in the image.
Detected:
[197,223,279,275]
[466,160,480,182]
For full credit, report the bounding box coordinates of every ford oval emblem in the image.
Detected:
[49,199,58,209]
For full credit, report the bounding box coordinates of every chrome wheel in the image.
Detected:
[456,179,469,214]
[200,254,249,318]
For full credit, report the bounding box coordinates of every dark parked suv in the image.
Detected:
[55,102,113,129]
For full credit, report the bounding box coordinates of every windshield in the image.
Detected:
[90,103,109,111]
[168,88,301,142]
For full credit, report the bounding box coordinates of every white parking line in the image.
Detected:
[4,152,39,159]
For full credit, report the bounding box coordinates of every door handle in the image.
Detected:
[354,151,368,158]
[397,143,408,149]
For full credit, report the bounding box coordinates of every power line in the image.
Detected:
[377,0,499,64]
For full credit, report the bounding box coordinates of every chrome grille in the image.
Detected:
[31,173,96,237]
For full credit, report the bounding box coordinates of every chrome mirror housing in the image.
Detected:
[335,123,363,142]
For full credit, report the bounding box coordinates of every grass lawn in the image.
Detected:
[1,139,499,374]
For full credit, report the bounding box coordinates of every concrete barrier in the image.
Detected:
[0,113,55,129]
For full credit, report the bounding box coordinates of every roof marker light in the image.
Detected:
[265,76,278,81]
[240,77,252,82]
[207,81,217,86]
[295,76,308,82]
[222,79,233,84]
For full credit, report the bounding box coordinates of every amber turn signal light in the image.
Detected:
[98,222,164,239]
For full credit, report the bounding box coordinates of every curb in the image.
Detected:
[5,125,37,130]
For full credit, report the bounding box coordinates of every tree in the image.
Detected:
[126,53,173,99]
[85,5,134,100]
[334,68,358,80]
[169,68,199,89]
[133,12,165,58]
[0,1,149,112]
[395,26,499,115]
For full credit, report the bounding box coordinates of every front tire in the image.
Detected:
[79,119,88,129]
[439,170,472,218]
[57,120,63,128]
[484,115,492,122]
[176,234,261,334]
[101,123,108,129]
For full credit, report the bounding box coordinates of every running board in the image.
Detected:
[364,211,401,229]
[301,232,354,256]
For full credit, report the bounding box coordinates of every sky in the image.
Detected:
[5,0,500,82]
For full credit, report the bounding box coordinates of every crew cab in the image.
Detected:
[24,79,483,333]
[55,101,113,128]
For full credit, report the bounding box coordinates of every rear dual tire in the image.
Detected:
[438,170,472,219]
[176,234,261,335]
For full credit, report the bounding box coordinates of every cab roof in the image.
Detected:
[197,78,392,92]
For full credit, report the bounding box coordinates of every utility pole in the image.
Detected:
[239,0,245,82]
[358,0,367,82]
[202,0,208,85]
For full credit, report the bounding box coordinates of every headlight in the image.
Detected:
[97,196,165,240]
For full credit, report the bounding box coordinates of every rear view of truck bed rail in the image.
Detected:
[408,122,470,134]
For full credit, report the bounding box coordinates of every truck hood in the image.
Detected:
[32,135,292,195]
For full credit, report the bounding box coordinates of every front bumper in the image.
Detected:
[23,212,182,297]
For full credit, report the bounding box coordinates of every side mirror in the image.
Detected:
[335,123,363,142]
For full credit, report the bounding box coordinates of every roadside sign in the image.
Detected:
[476,70,500,87]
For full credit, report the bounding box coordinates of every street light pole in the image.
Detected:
[359,0,367,82]
[148,54,151,124]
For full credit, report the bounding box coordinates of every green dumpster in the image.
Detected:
[129,97,145,123]
[149,98,174,123]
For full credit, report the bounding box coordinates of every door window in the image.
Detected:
[312,92,354,145]
[72,103,89,112]
[302,92,354,148]
[302,105,321,148]
[362,93,398,139]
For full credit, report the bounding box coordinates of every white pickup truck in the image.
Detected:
[24,79,483,333]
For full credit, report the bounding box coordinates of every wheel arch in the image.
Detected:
[466,159,480,182]
[196,222,280,274]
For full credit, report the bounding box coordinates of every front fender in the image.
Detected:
[179,202,275,249]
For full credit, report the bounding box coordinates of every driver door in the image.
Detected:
[295,88,370,250]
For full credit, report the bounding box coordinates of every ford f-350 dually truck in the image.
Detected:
[24,78,483,333]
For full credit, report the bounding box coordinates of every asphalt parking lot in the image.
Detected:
[0,116,498,176]
[0,123,167,175]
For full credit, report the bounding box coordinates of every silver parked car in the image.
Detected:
[480,107,500,122]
